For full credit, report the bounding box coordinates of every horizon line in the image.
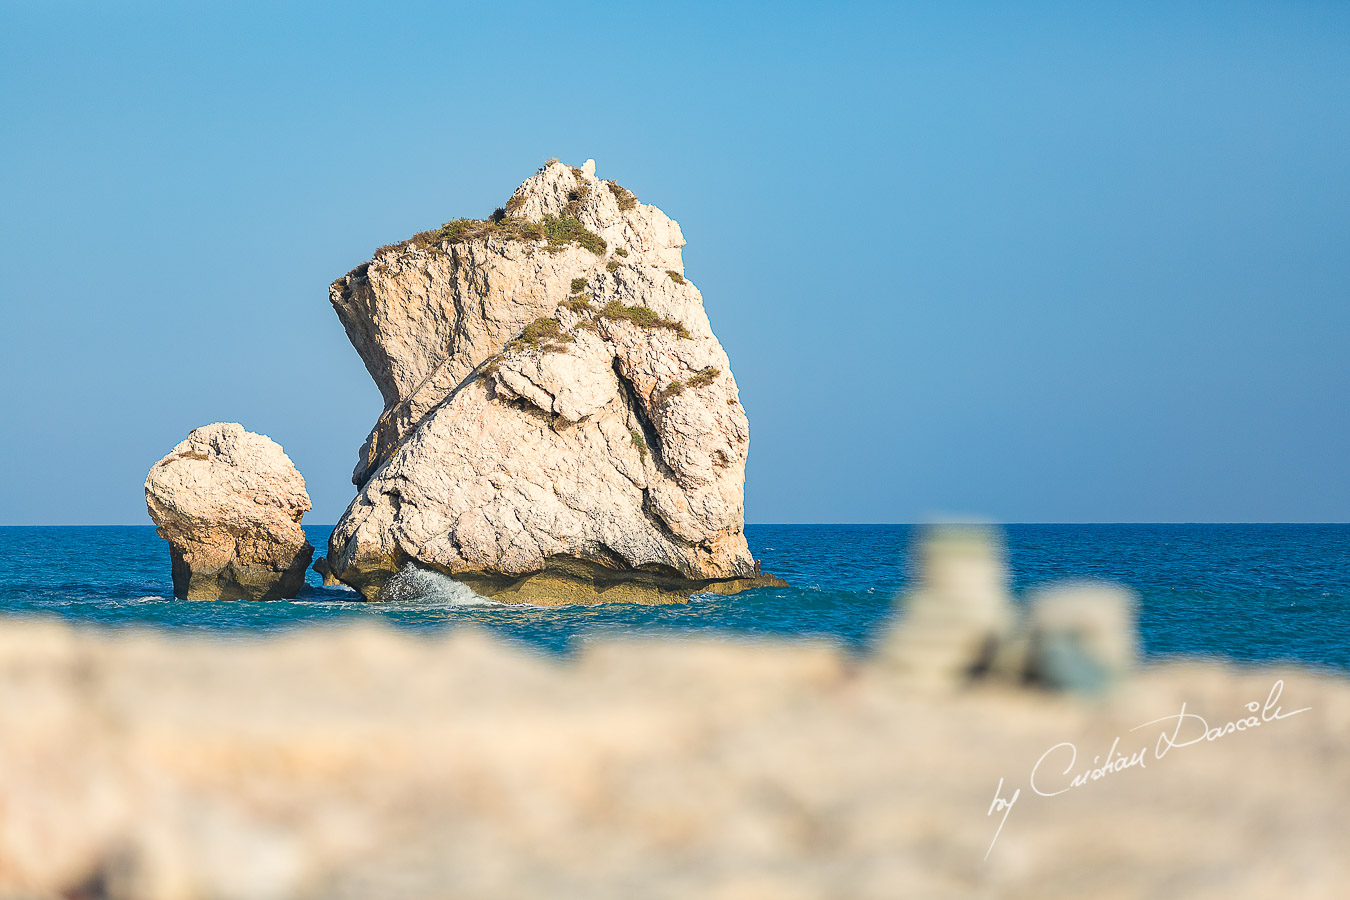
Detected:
[2,522,1347,528]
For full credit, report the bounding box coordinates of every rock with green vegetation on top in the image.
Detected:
[326,159,776,604]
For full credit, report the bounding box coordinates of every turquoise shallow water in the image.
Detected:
[0,524,1347,669]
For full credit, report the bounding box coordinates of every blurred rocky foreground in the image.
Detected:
[3,536,1349,899]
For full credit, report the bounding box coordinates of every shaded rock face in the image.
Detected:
[327,159,766,603]
[145,424,314,601]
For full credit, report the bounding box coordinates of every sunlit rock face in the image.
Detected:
[144,423,313,601]
[326,159,774,604]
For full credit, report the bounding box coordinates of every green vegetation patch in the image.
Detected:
[596,300,691,339]
[563,177,592,218]
[666,270,685,285]
[615,246,628,257]
[374,214,605,260]
[606,260,621,272]
[687,366,719,388]
[606,181,637,211]
[570,277,588,293]
[375,218,505,256]
[561,296,593,313]
[542,215,606,254]
[505,317,575,354]
[629,428,649,461]
[660,366,719,403]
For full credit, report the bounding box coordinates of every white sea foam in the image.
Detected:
[378,564,499,607]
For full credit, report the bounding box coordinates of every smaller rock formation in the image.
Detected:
[882,526,1016,686]
[145,424,314,601]
[1024,582,1138,692]
[883,526,1138,693]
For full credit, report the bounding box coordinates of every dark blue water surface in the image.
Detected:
[0,525,1346,669]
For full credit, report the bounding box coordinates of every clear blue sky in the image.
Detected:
[2,1,1346,524]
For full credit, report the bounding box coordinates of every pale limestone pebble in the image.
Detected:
[327,159,760,602]
[143,423,313,601]
[884,528,1144,694]
[882,526,1017,688]
[0,621,1346,898]
[1024,582,1139,692]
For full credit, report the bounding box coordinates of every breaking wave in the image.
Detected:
[378,564,498,607]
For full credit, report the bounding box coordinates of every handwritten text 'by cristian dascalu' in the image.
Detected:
[984,679,1310,860]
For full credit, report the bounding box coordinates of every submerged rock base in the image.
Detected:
[169,549,313,603]
[455,558,787,606]
[333,555,786,606]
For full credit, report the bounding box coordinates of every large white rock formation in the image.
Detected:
[326,159,774,603]
[145,423,314,600]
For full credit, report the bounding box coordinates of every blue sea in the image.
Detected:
[1,524,1347,671]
